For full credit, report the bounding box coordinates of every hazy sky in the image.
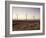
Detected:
[12,7,40,20]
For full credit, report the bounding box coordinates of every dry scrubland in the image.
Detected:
[12,20,40,31]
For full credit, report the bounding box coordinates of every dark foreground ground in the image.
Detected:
[12,20,40,31]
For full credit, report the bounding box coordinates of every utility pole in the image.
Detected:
[26,11,27,20]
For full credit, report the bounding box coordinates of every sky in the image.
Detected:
[12,7,40,20]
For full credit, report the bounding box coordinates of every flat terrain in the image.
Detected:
[12,20,40,31]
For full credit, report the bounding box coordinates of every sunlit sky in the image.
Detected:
[12,7,40,20]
